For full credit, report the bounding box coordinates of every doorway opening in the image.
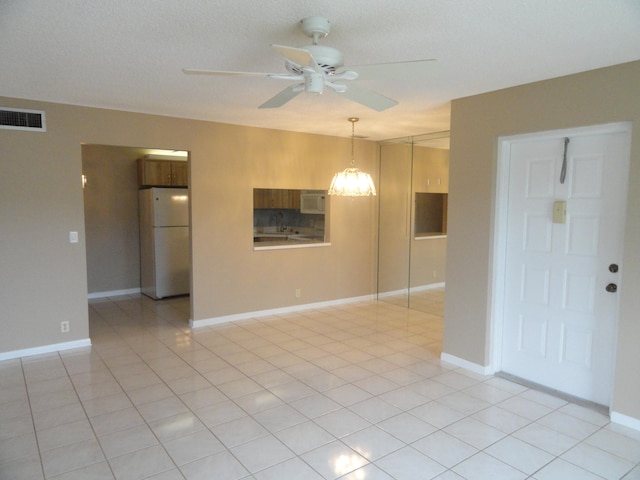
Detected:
[81,145,191,321]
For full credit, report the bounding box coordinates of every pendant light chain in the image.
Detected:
[350,117,357,167]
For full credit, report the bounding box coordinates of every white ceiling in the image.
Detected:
[2,1,639,141]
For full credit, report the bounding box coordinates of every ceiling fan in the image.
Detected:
[183,16,435,111]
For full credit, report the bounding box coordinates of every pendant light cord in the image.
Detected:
[349,117,358,167]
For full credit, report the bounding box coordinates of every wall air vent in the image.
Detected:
[0,107,46,132]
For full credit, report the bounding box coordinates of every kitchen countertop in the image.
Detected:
[253,230,328,250]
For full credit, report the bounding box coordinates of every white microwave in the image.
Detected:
[300,192,325,214]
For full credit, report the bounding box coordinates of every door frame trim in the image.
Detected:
[489,122,632,385]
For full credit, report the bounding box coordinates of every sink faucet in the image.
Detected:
[275,212,285,232]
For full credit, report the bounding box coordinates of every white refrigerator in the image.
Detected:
[139,188,190,299]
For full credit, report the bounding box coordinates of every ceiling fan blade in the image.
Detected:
[346,59,438,79]
[325,81,347,93]
[332,70,358,81]
[350,59,437,70]
[183,68,276,77]
[259,85,303,109]
[271,44,317,69]
[340,83,398,112]
[183,68,303,82]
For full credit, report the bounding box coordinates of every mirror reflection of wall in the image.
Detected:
[378,142,412,306]
[377,132,449,314]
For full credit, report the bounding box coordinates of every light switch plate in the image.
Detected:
[553,201,567,224]
[69,231,78,243]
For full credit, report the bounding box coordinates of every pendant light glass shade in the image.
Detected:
[328,118,376,197]
[328,167,376,196]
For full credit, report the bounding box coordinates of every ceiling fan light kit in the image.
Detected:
[328,117,377,197]
[183,16,434,111]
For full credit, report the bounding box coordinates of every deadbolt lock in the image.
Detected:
[606,283,618,293]
[609,264,619,273]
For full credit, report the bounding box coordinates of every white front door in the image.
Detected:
[500,125,630,405]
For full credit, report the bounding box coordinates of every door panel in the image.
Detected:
[501,129,629,405]
[154,226,190,298]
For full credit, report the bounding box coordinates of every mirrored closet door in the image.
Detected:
[377,132,449,314]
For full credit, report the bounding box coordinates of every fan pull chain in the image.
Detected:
[560,137,570,184]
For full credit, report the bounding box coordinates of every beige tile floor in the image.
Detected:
[378,287,446,316]
[1,289,640,479]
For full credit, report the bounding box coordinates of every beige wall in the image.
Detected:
[0,98,377,353]
[190,122,378,320]
[444,61,640,420]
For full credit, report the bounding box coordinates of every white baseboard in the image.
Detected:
[88,288,141,299]
[191,294,375,329]
[611,411,640,432]
[440,352,494,376]
[0,338,92,361]
[411,282,446,293]
[377,288,409,298]
[377,282,445,299]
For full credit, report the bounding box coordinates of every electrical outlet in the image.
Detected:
[61,321,70,333]
[295,289,301,298]
[69,231,78,243]
[433,270,438,278]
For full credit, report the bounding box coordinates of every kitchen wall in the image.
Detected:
[444,61,640,423]
[0,99,378,355]
[253,209,324,236]
[82,145,148,295]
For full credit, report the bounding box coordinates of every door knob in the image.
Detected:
[606,283,618,293]
[609,264,619,273]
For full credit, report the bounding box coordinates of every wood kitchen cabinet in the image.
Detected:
[281,189,301,209]
[253,188,301,209]
[138,158,188,187]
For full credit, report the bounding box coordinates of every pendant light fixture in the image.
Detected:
[328,117,377,197]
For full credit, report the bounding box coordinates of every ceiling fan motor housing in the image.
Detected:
[300,16,331,41]
[304,45,344,72]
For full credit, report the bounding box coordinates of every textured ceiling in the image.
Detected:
[2,1,639,140]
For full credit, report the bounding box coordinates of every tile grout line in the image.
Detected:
[19,356,46,480]
[57,348,119,480]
